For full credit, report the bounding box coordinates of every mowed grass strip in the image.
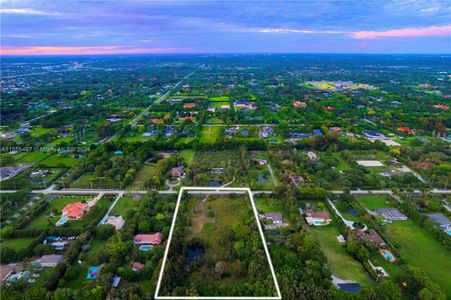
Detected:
[385,220,451,296]
[111,195,140,218]
[199,126,222,143]
[179,149,196,165]
[0,237,35,251]
[357,195,392,210]
[129,164,155,188]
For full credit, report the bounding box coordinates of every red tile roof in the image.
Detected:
[131,261,145,271]
[62,202,89,219]
[134,233,163,245]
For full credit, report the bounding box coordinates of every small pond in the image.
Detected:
[187,245,205,264]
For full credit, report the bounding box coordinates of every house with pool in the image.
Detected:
[56,201,90,226]
[134,233,163,251]
[304,209,332,226]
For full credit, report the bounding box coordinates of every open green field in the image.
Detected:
[31,127,53,137]
[193,150,240,169]
[72,172,119,189]
[209,101,230,109]
[49,137,74,146]
[129,165,155,188]
[15,151,50,164]
[199,126,222,143]
[180,149,195,165]
[331,152,352,171]
[39,153,80,167]
[209,96,230,101]
[111,195,140,218]
[385,220,451,296]
[312,225,373,286]
[357,195,392,210]
[0,237,35,251]
[24,196,110,230]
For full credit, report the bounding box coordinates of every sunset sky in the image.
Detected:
[1,0,450,55]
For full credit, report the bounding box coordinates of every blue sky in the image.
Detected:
[1,0,450,55]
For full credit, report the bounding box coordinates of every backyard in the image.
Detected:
[385,220,451,296]
[312,225,373,286]
[23,195,110,230]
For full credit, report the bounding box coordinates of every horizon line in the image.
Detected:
[1,51,451,57]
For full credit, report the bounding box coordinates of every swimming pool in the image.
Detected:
[139,245,153,251]
[383,252,393,260]
[313,220,322,225]
[87,266,99,279]
[55,217,68,226]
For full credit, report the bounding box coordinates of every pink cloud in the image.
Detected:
[1,46,188,55]
[350,25,451,39]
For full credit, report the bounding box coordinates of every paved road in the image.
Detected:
[1,186,450,196]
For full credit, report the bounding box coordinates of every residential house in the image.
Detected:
[428,213,451,234]
[183,103,196,109]
[1,263,23,282]
[259,212,288,230]
[374,208,407,222]
[290,175,304,185]
[131,261,145,272]
[62,202,89,219]
[39,254,63,267]
[356,229,386,247]
[293,101,307,108]
[304,209,332,226]
[260,126,274,138]
[397,127,414,134]
[170,167,184,178]
[307,151,318,161]
[134,233,163,246]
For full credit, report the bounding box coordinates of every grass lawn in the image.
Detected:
[31,127,53,137]
[179,149,196,165]
[29,267,55,288]
[209,96,230,101]
[370,252,406,280]
[15,152,50,165]
[254,196,284,213]
[331,153,352,171]
[312,225,373,286]
[129,165,155,188]
[111,196,140,218]
[72,172,119,189]
[385,220,451,296]
[199,126,222,143]
[39,153,80,167]
[0,237,35,251]
[49,137,74,146]
[357,195,392,210]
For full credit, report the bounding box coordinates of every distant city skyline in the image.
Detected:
[1,0,450,55]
